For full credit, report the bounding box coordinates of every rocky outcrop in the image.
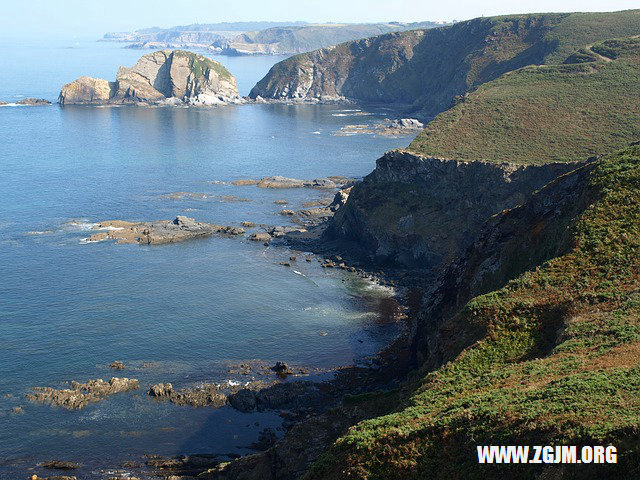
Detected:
[59,50,241,106]
[148,383,226,407]
[16,98,51,106]
[250,11,640,118]
[26,378,139,410]
[86,216,244,245]
[233,176,354,189]
[59,77,115,105]
[327,150,584,272]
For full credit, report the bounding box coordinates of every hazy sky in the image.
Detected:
[4,0,639,38]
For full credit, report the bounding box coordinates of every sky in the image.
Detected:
[3,0,638,38]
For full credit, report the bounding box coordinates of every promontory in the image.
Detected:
[59,50,241,106]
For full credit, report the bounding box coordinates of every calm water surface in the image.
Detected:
[0,38,415,477]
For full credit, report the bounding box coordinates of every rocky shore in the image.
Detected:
[85,216,244,245]
[26,378,139,410]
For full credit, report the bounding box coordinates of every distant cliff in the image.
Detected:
[104,21,446,55]
[250,10,640,119]
[59,50,240,106]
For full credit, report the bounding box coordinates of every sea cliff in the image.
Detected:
[59,50,241,106]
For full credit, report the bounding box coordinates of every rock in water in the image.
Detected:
[58,77,116,105]
[26,378,139,410]
[15,98,52,106]
[59,50,241,106]
[86,216,244,245]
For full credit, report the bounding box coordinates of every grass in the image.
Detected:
[305,145,640,479]
[408,38,640,165]
[173,50,233,82]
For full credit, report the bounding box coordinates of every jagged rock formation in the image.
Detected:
[250,10,640,118]
[59,50,241,106]
[26,378,139,410]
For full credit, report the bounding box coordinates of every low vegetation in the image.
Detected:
[409,38,640,164]
[306,144,640,479]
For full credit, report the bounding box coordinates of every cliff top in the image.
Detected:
[407,37,640,165]
[307,142,640,478]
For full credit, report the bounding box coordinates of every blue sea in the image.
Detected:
[0,37,414,477]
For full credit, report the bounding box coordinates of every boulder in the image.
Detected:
[249,232,271,242]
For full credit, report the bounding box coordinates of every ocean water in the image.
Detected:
[0,38,415,476]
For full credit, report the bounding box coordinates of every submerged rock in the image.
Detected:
[86,216,244,245]
[257,176,306,189]
[41,461,81,470]
[59,50,241,106]
[109,361,125,370]
[27,378,139,410]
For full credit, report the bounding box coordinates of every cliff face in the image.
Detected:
[250,10,640,119]
[327,150,583,272]
[104,22,445,55]
[59,50,240,106]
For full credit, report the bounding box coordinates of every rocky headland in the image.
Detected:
[59,50,241,106]
[249,10,640,119]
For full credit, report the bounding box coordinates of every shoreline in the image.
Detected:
[11,183,420,480]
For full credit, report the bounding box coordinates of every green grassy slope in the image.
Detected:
[251,10,640,120]
[306,145,640,479]
[408,38,640,164]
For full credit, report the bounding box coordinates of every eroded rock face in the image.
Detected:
[59,50,240,106]
[58,77,116,105]
[26,378,139,410]
[327,150,584,271]
[85,216,244,245]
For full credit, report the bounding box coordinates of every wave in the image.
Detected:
[331,112,374,117]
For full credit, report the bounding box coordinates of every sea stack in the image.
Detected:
[59,50,241,106]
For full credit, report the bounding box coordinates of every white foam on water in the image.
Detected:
[331,112,374,117]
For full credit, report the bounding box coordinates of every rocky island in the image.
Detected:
[59,50,241,106]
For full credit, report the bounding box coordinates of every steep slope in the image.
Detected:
[59,50,240,106]
[409,37,640,164]
[250,10,640,119]
[326,37,640,272]
[327,150,581,272]
[306,145,640,479]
